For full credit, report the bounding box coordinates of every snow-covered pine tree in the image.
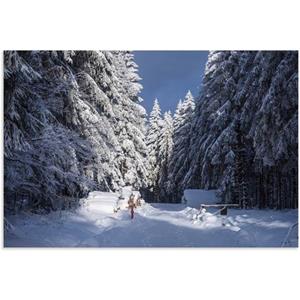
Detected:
[183,51,245,200]
[111,51,148,190]
[172,99,183,132]
[71,51,127,190]
[158,111,174,201]
[4,51,98,211]
[146,98,163,201]
[56,50,147,192]
[167,91,195,202]
[49,50,122,192]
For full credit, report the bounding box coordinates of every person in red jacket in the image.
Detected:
[128,194,136,219]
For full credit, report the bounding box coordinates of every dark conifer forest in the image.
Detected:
[4,51,298,212]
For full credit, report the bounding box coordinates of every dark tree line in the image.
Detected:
[147,51,298,209]
[4,51,298,211]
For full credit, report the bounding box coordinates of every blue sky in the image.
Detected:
[134,51,209,114]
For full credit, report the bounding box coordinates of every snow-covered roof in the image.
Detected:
[183,189,219,208]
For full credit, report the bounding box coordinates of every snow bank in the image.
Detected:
[183,189,219,208]
[83,191,119,214]
[82,187,142,213]
[183,207,225,228]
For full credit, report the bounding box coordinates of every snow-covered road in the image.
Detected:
[5,192,298,247]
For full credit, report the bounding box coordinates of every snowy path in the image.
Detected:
[5,192,298,247]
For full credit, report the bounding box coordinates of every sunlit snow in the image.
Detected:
[5,191,298,247]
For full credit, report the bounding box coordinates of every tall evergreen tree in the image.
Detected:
[146,99,162,201]
[167,91,195,201]
[183,51,243,195]
[111,51,148,189]
[158,111,174,201]
[172,99,183,132]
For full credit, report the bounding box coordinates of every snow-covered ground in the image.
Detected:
[4,191,298,247]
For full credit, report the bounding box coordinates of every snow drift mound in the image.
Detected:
[183,206,241,231]
[82,191,119,214]
[81,187,143,214]
[184,207,220,227]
